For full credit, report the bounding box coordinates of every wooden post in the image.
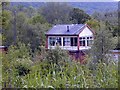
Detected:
[77,36,80,51]
[45,35,48,49]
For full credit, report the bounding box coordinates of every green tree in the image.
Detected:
[29,15,47,25]
[40,2,72,24]
[91,21,116,63]
[70,8,91,24]
[2,8,13,46]
[45,46,70,65]
[2,42,32,88]
[86,18,100,30]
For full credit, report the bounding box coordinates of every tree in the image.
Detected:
[40,2,72,24]
[91,21,116,63]
[70,8,91,24]
[29,14,47,25]
[2,3,14,46]
[92,10,119,52]
[33,23,51,46]
[2,42,33,87]
[86,18,100,30]
[46,46,70,65]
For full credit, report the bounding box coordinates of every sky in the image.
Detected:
[2,0,120,2]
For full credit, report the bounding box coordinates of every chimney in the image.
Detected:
[67,26,69,32]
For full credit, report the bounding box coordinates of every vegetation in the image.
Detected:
[2,43,118,88]
[91,21,117,63]
[1,2,118,89]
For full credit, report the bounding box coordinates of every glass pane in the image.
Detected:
[90,37,92,39]
[80,41,82,46]
[83,40,85,46]
[63,37,70,46]
[87,40,89,46]
[74,38,77,46]
[56,37,61,46]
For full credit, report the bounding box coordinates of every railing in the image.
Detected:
[48,46,92,50]
[48,46,78,50]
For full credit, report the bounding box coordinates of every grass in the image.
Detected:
[1,44,118,88]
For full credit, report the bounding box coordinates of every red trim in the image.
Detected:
[45,35,48,49]
[86,24,96,40]
[85,24,95,35]
[78,24,95,35]
[78,25,86,35]
[77,36,80,50]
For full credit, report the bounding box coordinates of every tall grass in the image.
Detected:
[5,60,117,88]
[2,44,118,88]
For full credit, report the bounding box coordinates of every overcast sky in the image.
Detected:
[3,0,120,2]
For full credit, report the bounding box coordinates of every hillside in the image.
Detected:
[10,2,118,14]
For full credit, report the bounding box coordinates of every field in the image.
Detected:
[1,45,118,88]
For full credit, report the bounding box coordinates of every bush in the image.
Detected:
[2,42,33,88]
[2,44,118,88]
[15,60,118,88]
[45,46,71,65]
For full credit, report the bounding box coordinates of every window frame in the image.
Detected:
[49,37,56,46]
[63,37,70,46]
[79,37,86,46]
[79,36,93,47]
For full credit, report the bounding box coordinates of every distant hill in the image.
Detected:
[10,2,118,15]
[69,2,118,14]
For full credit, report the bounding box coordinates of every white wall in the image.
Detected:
[79,27,93,37]
[79,26,93,50]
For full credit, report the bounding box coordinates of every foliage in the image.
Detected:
[40,2,72,24]
[45,46,71,65]
[2,2,118,50]
[2,43,33,87]
[2,10,12,30]
[29,21,51,46]
[2,9,13,46]
[86,18,100,30]
[1,2,118,88]
[2,45,118,88]
[29,15,47,25]
[70,8,91,24]
[92,11,119,49]
[4,59,118,88]
[91,21,116,63]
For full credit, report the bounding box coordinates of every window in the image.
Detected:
[49,37,62,46]
[63,37,70,46]
[49,37,56,46]
[80,37,85,46]
[87,37,93,46]
[56,37,61,46]
[71,37,77,46]
[79,36,93,47]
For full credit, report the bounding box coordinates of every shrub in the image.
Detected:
[2,42,33,88]
[2,44,118,88]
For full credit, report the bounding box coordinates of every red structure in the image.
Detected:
[45,24,94,62]
[0,46,8,53]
